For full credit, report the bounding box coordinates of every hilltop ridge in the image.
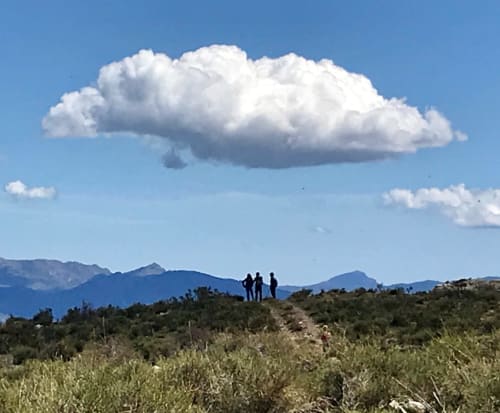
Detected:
[0,256,499,318]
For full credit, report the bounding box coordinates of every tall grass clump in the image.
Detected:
[0,332,322,413]
[316,330,500,412]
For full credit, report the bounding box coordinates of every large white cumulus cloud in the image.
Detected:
[43,45,465,168]
[5,180,57,200]
[384,184,500,227]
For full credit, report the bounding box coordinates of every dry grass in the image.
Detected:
[0,330,498,413]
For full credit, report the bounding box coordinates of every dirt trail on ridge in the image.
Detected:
[265,300,321,345]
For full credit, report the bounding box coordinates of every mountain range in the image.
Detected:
[0,257,110,290]
[0,257,497,318]
[0,259,290,318]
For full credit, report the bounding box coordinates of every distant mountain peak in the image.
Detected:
[282,270,378,293]
[328,270,368,280]
[126,263,166,277]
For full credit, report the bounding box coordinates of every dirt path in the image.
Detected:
[265,300,321,346]
[267,304,288,331]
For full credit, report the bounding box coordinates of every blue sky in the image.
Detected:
[1,1,500,285]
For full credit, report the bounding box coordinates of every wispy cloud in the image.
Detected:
[312,225,332,234]
[384,184,500,227]
[5,180,57,200]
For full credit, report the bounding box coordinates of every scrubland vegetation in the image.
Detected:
[289,285,500,344]
[0,286,498,412]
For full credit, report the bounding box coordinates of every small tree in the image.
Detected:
[33,308,53,326]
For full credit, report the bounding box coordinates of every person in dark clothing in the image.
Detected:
[269,272,278,299]
[242,273,254,301]
[254,272,263,302]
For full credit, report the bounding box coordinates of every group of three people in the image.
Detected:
[242,272,278,301]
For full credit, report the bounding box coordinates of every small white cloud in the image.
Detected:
[4,180,57,200]
[43,45,464,169]
[384,184,500,227]
[455,130,468,142]
[313,225,332,234]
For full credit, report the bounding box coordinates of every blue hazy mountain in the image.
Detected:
[0,269,290,318]
[0,257,498,319]
[123,263,166,277]
[281,272,499,294]
[0,257,110,290]
[281,270,378,293]
[481,276,500,281]
[386,280,441,292]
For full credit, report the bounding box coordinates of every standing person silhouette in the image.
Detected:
[242,273,254,301]
[254,272,263,302]
[269,272,278,299]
